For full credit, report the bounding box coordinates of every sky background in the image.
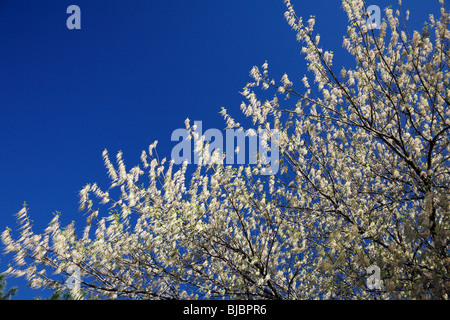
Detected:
[0,0,442,299]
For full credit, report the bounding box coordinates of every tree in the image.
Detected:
[0,273,17,300]
[1,0,449,299]
[34,289,78,300]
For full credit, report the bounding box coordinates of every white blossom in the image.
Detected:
[2,0,450,300]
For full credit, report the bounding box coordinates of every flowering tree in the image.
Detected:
[0,272,17,300]
[2,0,449,299]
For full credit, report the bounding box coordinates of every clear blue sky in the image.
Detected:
[0,0,441,299]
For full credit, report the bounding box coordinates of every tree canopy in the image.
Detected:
[2,0,449,299]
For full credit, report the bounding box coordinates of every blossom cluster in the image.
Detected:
[2,0,449,299]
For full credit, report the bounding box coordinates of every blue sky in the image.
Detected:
[0,0,441,299]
